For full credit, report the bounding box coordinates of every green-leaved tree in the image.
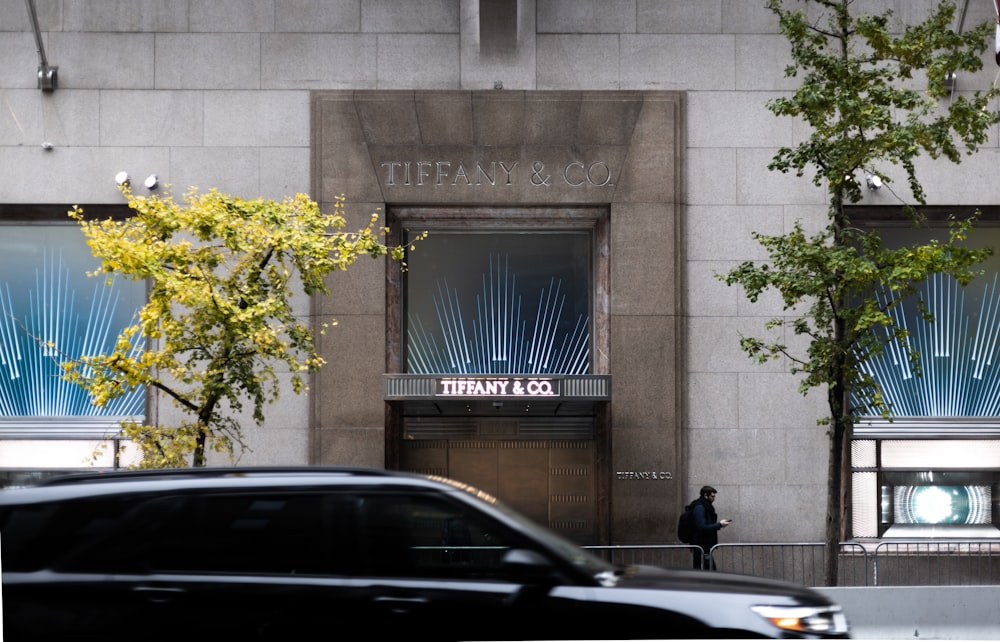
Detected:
[65,187,419,468]
[721,0,1000,586]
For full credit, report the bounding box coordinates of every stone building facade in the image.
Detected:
[2,0,999,545]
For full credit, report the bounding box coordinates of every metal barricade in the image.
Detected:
[711,542,870,587]
[583,541,1000,586]
[872,540,1000,586]
[583,543,872,586]
[583,544,704,570]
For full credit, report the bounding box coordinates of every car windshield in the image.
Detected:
[429,474,617,579]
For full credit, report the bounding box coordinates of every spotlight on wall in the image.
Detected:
[114,171,130,186]
[865,174,882,190]
[37,65,57,91]
[144,174,159,190]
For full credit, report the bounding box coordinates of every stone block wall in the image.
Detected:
[2,0,998,542]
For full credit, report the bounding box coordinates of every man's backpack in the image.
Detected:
[677,502,696,544]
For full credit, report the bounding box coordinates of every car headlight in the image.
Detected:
[751,605,849,636]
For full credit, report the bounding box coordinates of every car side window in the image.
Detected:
[358,492,515,579]
[140,491,350,576]
[1,496,145,573]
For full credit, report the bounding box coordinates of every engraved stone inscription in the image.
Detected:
[616,471,673,480]
[380,160,614,188]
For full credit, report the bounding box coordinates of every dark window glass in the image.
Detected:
[2,496,143,572]
[404,231,592,375]
[358,492,515,579]
[140,493,347,575]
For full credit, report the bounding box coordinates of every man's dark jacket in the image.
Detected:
[690,497,723,552]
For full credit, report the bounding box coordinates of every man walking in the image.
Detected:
[690,485,731,570]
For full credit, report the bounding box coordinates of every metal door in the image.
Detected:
[400,422,596,544]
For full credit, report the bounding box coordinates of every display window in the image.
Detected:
[0,224,145,418]
[0,223,146,483]
[400,211,600,377]
[851,221,1000,538]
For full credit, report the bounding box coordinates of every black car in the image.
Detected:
[0,467,850,640]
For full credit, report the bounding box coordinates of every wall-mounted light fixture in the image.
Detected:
[144,174,159,190]
[25,0,57,91]
[944,71,957,96]
[114,171,130,186]
[37,65,57,91]
[866,174,883,190]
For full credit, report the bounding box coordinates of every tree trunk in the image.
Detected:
[193,426,207,467]
[824,181,849,587]
[823,410,844,586]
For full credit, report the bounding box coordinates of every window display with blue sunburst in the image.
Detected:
[852,225,1000,418]
[852,223,1000,537]
[404,230,592,375]
[0,225,146,418]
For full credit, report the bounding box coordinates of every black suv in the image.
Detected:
[0,467,850,640]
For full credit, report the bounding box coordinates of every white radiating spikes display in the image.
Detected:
[408,253,590,375]
[857,274,1000,417]
[0,249,145,416]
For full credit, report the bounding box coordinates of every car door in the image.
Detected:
[8,489,370,640]
[1,494,159,639]
[347,489,617,640]
[139,489,419,639]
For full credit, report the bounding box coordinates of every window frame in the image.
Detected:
[0,204,146,481]
[385,206,610,378]
[848,205,1000,538]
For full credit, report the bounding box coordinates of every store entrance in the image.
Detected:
[399,415,597,544]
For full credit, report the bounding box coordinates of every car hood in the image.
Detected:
[612,564,834,605]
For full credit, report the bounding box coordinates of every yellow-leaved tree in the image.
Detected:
[65,186,419,468]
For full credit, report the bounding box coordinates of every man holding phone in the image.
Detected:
[689,485,732,570]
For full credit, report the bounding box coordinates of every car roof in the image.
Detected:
[0,466,454,504]
[35,466,398,486]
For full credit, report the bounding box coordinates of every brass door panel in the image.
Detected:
[400,436,596,544]
[548,441,595,538]
[449,440,500,498]
[498,442,549,527]
[398,439,448,477]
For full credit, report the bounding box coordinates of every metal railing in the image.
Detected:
[870,540,1000,586]
[583,541,1000,587]
[713,542,871,587]
[583,543,870,586]
[582,544,705,571]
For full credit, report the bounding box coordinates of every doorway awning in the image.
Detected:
[384,374,611,417]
